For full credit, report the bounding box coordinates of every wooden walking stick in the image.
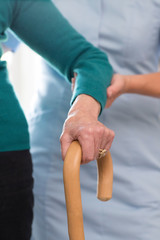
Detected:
[63,141,113,240]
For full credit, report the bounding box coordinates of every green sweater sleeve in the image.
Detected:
[8,0,113,110]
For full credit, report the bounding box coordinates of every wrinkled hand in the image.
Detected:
[106,74,128,108]
[60,94,115,164]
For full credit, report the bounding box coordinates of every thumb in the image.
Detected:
[107,86,113,98]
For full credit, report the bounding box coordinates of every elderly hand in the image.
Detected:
[105,74,128,108]
[60,94,115,164]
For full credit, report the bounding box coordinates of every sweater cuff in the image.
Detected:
[70,67,113,115]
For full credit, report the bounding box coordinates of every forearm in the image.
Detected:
[106,72,160,108]
[125,72,160,97]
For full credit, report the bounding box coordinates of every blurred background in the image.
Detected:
[2,42,42,115]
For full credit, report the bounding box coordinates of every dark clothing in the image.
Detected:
[0,150,33,240]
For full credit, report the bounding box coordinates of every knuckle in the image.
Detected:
[105,128,115,139]
[87,127,94,135]
[81,132,89,141]
[111,130,115,138]
[60,135,63,143]
[110,131,115,142]
[60,134,68,143]
[79,127,93,138]
[104,129,110,138]
[77,127,85,135]
[95,126,104,136]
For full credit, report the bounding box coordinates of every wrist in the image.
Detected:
[123,75,132,93]
[69,94,100,119]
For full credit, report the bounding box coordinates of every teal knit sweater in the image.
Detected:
[0,0,113,151]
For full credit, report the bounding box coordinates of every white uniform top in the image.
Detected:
[29,1,160,239]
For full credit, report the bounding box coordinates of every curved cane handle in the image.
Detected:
[96,150,113,201]
[63,141,113,240]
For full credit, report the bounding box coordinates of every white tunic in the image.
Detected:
[29,1,160,239]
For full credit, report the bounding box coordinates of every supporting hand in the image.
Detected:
[60,94,115,164]
[105,74,128,108]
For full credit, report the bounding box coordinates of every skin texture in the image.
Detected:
[61,94,115,164]
[68,71,160,163]
[63,141,113,240]
[106,73,160,108]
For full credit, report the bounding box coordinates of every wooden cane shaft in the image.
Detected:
[96,151,113,201]
[63,141,113,240]
[63,141,84,240]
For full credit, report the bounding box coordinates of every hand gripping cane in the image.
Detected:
[63,141,113,240]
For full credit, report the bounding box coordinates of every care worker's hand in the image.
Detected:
[60,94,115,164]
[105,74,128,108]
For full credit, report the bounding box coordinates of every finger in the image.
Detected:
[105,96,114,108]
[81,160,91,165]
[94,126,105,159]
[60,133,73,161]
[96,129,110,160]
[99,128,107,150]
[107,87,113,98]
[107,86,118,99]
[98,128,115,155]
[78,134,95,164]
[103,129,115,152]
[105,97,114,108]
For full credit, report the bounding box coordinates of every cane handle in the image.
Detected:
[63,141,113,240]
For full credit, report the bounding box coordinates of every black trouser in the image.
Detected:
[0,150,33,240]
